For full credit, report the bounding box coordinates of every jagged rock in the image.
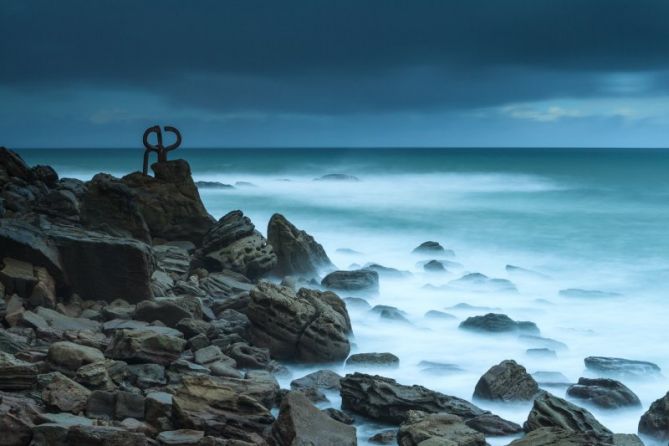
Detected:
[172,375,274,443]
[39,371,91,413]
[267,213,334,278]
[524,392,611,436]
[80,173,152,242]
[35,189,81,221]
[47,341,105,372]
[153,244,191,277]
[247,282,350,362]
[66,425,147,446]
[321,269,379,293]
[340,373,521,435]
[0,147,34,185]
[397,411,485,446]
[459,313,539,334]
[638,391,669,441]
[120,160,215,243]
[200,271,254,297]
[345,352,399,368]
[270,391,356,446]
[567,377,641,409]
[473,360,539,401]
[509,427,641,445]
[584,356,662,379]
[106,329,187,365]
[76,359,126,390]
[0,352,38,390]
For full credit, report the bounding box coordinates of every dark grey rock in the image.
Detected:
[322,269,379,293]
[584,356,662,379]
[567,377,641,409]
[638,391,669,441]
[460,313,539,334]
[346,352,399,368]
[473,360,539,401]
[524,391,612,436]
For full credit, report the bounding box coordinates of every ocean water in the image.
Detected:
[18,147,669,444]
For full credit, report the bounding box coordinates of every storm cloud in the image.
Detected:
[2,0,669,147]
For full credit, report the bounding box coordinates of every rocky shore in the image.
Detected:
[0,146,668,445]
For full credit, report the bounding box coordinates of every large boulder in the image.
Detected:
[524,392,611,436]
[247,282,351,362]
[473,360,539,401]
[397,411,486,446]
[267,213,334,278]
[340,373,521,435]
[567,377,641,409]
[120,160,215,244]
[321,269,379,293]
[638,391,669,441]
[270,391,356,446]
[196,210,277,280]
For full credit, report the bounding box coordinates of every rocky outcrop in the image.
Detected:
[473,360,539,401]
[340,373,521,435]
[270,391,356,446]
[567,377,641,409]
[247,282,351,362]
[460,313,539,334]
[321,269,379,293]
[524,392,611,436]
[196,210,277,280]
[638,391,669,441]
[584,356,662,379]
[267,213,334,278]
[397,411,486,446]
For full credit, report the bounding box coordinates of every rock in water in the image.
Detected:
[638,391,669,441]
[509,427,643,446]
[473,360,539,401]
[584,356,662,379]
[412,241,448,254]
[267,213,334,278]
[120,160,215,243]
[271,391,356,446]
[345,352,399,368]
[524,391,612,436]
[340,372,521,435]
[321,269,379,293]
[397,411,486,446]
[196,210,277,280]
[460,313,539,334]
[247,282,351,362]
[567,378,641,409]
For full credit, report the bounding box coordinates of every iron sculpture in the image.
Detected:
[141,125,182,175]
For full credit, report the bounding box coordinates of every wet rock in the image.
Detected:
[340,373,521,435]
[270,391,356,446]
[120,160,215,244]
[509,427,635,446]
[567,377,641,409]
[345,352,399,368]
[0,351,38,390]
[449,273,517,293]
[524,391,611,436]
[196,210,277,280]
[47,341,105,372]
[412,241,451,255]
[267,213,334,278]
[460,313,539,334]
[584,356,662,379]
[247,282,350,362]
[314,174,360,182]
[323,408,354,425]
[369,430,397,444]
[39,371,91,413]
[423,260,446,272]
[291,370,342,393]
[397,410,486,446]
[171,374,275,443]
[473,360,539,401]
[638,391,669,441]
[106,329,187,366]
[321,269,379,293]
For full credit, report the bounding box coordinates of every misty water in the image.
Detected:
[20,147,669,445]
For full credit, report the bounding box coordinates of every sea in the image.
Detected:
[17,147,669,445]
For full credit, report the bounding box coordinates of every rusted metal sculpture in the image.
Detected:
[142,125,182,175]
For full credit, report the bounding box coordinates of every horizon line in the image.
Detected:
[10,146,669,150]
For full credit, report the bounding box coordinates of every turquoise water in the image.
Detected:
[18,148,669,444]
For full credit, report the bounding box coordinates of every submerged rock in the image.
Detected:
[345,352,399,368]
[567,377,641,409]
[423,260,446,272]
[460,313,539,334]
[638,391,669,441]
[473,360,539,402]
[321,269,379,293]
[195,180,233,189]
[398,410,486,446]
[364,263,411,278]
[271,391,356,446]
[314,174,360,182]
[412,241,452,255]
[247,282,351,362]
[584,356,662,379]
[559,288,621,298]
[267,213,334,278]
[340,372,521,435]
[449,273,517,293]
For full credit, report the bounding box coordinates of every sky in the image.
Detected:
[1,0,669,148]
